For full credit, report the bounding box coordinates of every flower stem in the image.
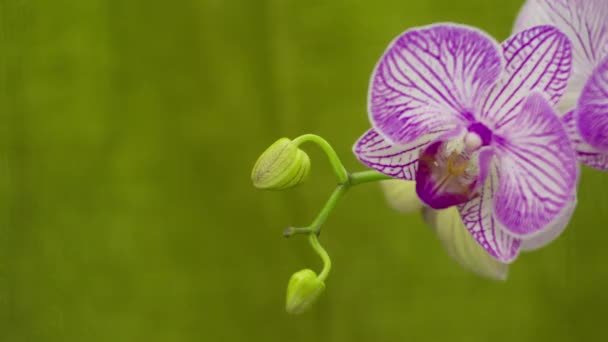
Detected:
[310,184,349,234]
[286,135,396,284]
[283,170,391,238]
[309,233,331,282]
[292,134,349,184]
[349,170,393,185]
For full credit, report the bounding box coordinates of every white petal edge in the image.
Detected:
[521,195,577,251]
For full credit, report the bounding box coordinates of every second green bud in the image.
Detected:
[285,269,325,315]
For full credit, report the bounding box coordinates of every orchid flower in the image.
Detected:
[354,24,578,262]
[515,0,608,170]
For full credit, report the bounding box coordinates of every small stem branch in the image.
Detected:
[283,227,314,237]
[285,170,392,237]
[283,184,349,237]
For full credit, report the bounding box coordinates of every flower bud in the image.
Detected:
[251,138,311,190]
[380,180,424,214]
[285,269,325,315]
[423,207,508,281]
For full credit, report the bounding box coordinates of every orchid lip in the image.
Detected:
[414,122,494,210]
[415,136,484,210]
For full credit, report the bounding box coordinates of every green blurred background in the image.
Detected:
[0,0,607,341]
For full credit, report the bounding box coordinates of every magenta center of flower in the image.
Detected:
[415,127,490,209]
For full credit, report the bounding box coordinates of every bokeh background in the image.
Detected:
[0,0,607,341]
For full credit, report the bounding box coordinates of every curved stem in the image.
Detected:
[285,135,396,285]
[292,134,349,184]
[283,184,349,237]
[284,171,392,237]
[309,233,331,282]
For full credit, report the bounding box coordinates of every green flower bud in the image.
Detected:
[380,180,423,214]
[285,269,325,315]
[251,138,311,190]
[423,207,509,281]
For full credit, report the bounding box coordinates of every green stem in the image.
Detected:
[309,233,331,282]
[292,134,349,184]
[286,136,396,284]
[284,170,392,238]
[310,184,349,234]
[349,170,393,185]
[283,227,314,237]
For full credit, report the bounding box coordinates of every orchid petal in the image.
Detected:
[514,0,608,112]
[578,56,608,151]
[458,163,521,263]
[369,24,502,145]
[563,110,608,170]
[481,25,572,127]
[379,180,423,214]
[424,207,509,280]
[353,128,436,180]
[494,93,578,237]
[521,195,577,251]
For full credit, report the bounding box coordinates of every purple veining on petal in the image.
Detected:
[458,163,521,263]
[521,195,577,251]
[482,25,572,126]
[353,128,440,180]
[577,56,608,151]
[493,93,578,237]
[563,110,608,170]
[368,24,503,145]
[514,0,608,112]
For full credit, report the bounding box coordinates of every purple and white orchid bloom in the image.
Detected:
[353,24,579,262]
[515,0,608,170]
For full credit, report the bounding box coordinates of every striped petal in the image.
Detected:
[521,195,577,251]
[514,0,608,112]
[353,128,437,180]
[458,163,521,263]
[423,206,509,280]
[564,110,608,170]
[578,56,608,151]
[493,93,578,237]
[369,24,502,145]
[481,25,572,127]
